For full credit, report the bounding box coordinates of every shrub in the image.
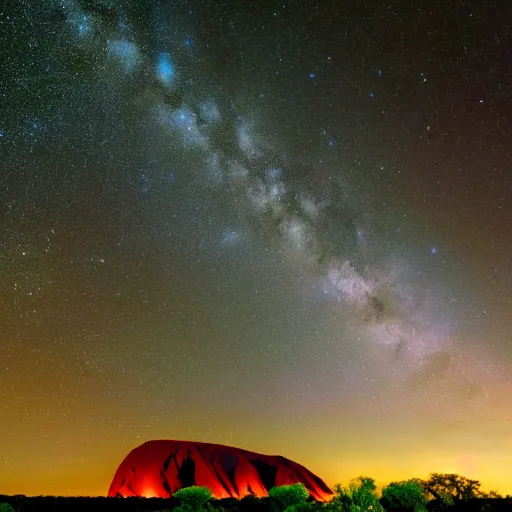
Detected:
[325,477,384,512]
[0,504,15,512]
[174,486,214,512]
[269,484,310,510]
[381,480,427,512]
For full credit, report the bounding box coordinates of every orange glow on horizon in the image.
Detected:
[1,443,511,498]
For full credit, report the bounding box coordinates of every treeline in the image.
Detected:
[1,473,511,512]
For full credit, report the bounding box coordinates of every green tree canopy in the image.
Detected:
[268,483,310,510]
[174,486,214,512]
[325,477,384,512]
[0,504,15,512]
[381,480,428,512]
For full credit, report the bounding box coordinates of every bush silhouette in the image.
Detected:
[420,473,484,503]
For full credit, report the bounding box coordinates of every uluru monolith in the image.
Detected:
[108,440,332,501]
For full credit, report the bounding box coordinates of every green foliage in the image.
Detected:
[268,484,310,510]
[381,480,428,512]
[325,477,384,512]
[0,504,15,512]
[174,486,214,512]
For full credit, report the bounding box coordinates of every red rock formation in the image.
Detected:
[108,440,332,501]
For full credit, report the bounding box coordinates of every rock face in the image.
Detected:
[108,440,333,501]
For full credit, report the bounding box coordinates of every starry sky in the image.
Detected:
[1,0,512,498]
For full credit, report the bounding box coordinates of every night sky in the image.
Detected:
[1,0,512,498]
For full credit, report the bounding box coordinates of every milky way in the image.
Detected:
[58,0,458,378]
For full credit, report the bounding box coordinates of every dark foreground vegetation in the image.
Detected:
[1,473,511,512]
